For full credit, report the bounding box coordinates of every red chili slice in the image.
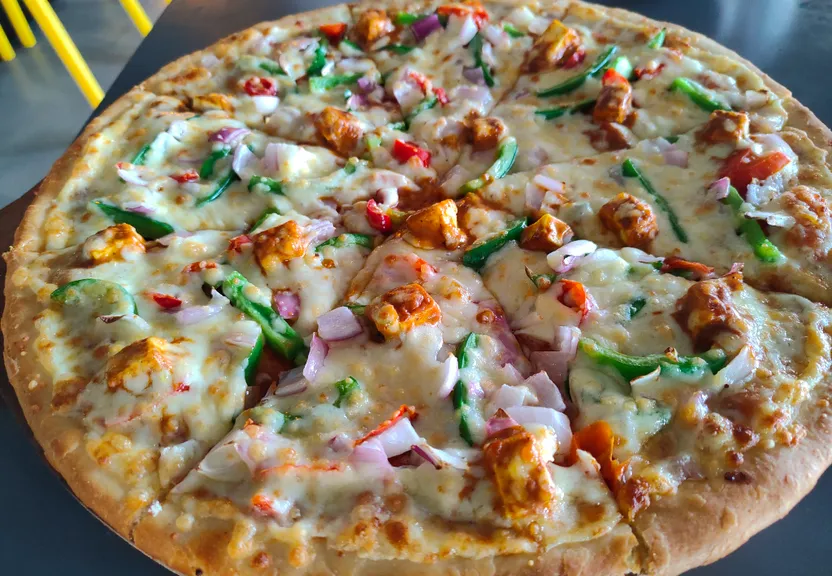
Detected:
[171,170,199,183]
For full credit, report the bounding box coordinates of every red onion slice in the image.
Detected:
[532,173,564,193]
[708,177,730,200]
[525,181,545,211]
[482,24,509,49]
[663,147,689,168]
[173,289,227,325]
[485,412,519,437]
[552,326,580,356]
[743,210,795,228]
[490,384,527,410]
[345,93,369,111]
[274,367,308,397]
[224,331,260,348]
[209,127,250,146]
[375,418,421,457]
[713,345,756,388]
[356,76,376,93]
[303,334,328,382]
[411,443,468,470]
[437,354,459,398]
[506,406,572,454]
[232,144,260,180]
[530,350,572,388]
[117,166,148,186]
[350,438,393,469]
[523,371,566,411]
[463,66,486,85]
[305,219,337,246]
[455,15,479,45]
[273,290,300,320]
[252,95,280,115]
[411,13,442,42]
[547,240,597,274]
[122,201,155,214]
[317,306,363,341]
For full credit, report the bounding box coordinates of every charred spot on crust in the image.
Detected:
[724,470,752,484]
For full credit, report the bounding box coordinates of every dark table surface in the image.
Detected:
[2,0,831,574]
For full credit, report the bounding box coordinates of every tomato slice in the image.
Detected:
[719,150,791,196]
[171,170,199,183]
[319,22,347,43]
[152,293,183,309]
[244,76,278,96]
[392,139,432,167]
[366,199,393,233]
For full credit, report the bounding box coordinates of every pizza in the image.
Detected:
[3,1,831,575]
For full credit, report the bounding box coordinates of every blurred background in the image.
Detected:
[0,0,166,207]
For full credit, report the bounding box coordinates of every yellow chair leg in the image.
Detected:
[1,0,37,47]
[119,0,152,37]
[0,23,16,61]
[21,0,103,107]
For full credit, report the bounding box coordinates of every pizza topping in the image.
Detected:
[404,199,467,250]
[697,110,750,145]
[546,240,597,274]
[252,220,308,272]
[537,45,618,97]
[578,337,727,381]
[482,424,558,518]
[222,271,307,364]
[366,199,393,233]
[243,76,278,97]
[599,192,659,249]
[781,186,832,255]
[659,256,716,280]
[593,69,633,125]
[719,149,792,197]
[720,185,783,262]
[151,293,183,310]
[105,337,173,392]
[470,117,506,152]
[365,283,441,339]
[354,9,394,50]
[520,213,573,251]
[93,202,174,241]
[410,13,443,42]
[80,223,146,265]
[391,139,431,167]
[51,278,138,317]
[309,73,364,93]
[622,159,688,243]
[319,22,347,44]
[460,137,518,193]
[315,232,374,252]
[314,106,364,156]
[438,3,489,30]
[526,20,581,73]
[646,28,667,49]
[673,278,747,351]
[317,306,364,342]
[452,332,479,446]
[463,217,526,270]
[468,32,495,88]
[669,77,731,112]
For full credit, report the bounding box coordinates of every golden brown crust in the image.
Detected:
[1,249,141,536]
[633,396,832,575]
[133,513,639,576]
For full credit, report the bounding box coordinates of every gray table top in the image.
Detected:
[1,1,831,574]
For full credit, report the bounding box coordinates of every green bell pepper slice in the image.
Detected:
[470,33,495,88]
[306,43,328,77]
[452,333,479,446]
[196,170,239,207]
[459,137,518,194]
[244,333,265,386]
[131,144,151,166]
[199,148,231,179]
[93,201,174,241]
[405,94,438,128]
[669,77,730,112]
[621,159,688,243]
[537,45,618,97]
[51,278,139,316]
[647,28,666,49]
[722,186,783,263]
[535,98,596,120]
[247,175,283,195]
[315,233,373,252]
[394,12,430,25]
[333,376,360,407]
[377,43,415,55]
[609,55,633,79]
[626,296,647,319]
[579,337,727,382]
[503,23,524,38]
[258,58,286,76]
[222,271,308,364]
[309,72,364,93]
[462,217,526,271]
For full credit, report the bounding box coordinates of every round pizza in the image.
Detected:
[3,1,831,575]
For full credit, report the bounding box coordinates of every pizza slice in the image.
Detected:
[449,4,790,190]
[478,235,832,573]
[133,226,638,575]
[466,118,832,304]
[348,1,539,177]
[23,95,430,250]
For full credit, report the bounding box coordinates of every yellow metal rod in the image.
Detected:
[119,0,152,37]
[1,0,36,47]
[0,23,15,61]
[21,0,103,107]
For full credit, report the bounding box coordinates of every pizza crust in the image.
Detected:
[3,1,832,575]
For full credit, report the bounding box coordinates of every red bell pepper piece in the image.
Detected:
[152,293,183,309]
[171,170,199,183]
[719,150,791,196]
[319,22,347,43]
[228,234,253,253]
[392,139,431,167]
[366,199,392,233]
[244,76,278,96]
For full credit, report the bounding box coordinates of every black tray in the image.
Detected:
[1,0,830,573]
